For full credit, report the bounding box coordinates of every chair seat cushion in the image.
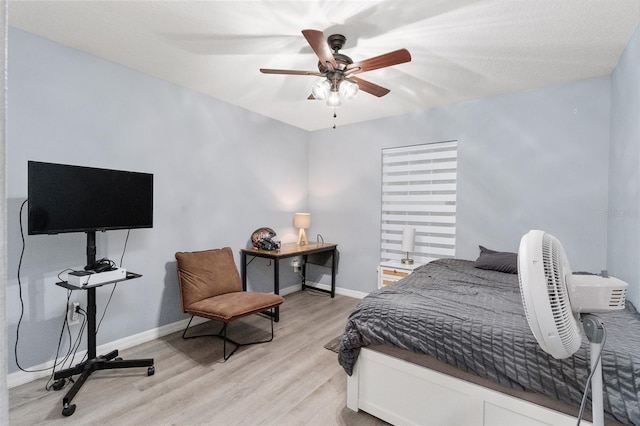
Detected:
[185,292,285,322]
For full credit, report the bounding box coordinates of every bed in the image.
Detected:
[339,258,640,426]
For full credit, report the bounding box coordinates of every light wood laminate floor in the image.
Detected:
[9,290,389,426]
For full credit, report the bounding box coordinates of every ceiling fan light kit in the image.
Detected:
[311,79,330,100]
[339,79,358,100]
[311,76,358,107]
[327,90,341,107]
[260,29,411,110]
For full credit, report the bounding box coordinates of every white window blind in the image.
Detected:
[380,141,458,264]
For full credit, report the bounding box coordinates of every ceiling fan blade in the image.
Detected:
[346,48,411,74]
[260,68,323,76]
[302,29,338,70]
[350,76,390,97]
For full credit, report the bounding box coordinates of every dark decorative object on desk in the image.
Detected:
[250,227,280,251]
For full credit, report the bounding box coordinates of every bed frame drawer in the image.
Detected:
[347,348,587,426]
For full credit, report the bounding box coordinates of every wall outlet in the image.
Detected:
[292,258,301,272]
[68,302,80,325]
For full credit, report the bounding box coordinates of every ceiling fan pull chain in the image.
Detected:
[333,109,337,129]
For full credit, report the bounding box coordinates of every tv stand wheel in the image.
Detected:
[62,403,76,417]
[147,366,155,376]
[52,379,66,391]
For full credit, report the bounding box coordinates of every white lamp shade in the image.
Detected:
[401,227,415,252]
[294,213,311,229]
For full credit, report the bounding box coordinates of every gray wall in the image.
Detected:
[609,25,640,309]
[308,78,611,294]
[6,29,308,373]
[7,24,640,376]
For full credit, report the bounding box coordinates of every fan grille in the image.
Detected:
[542,234,581,353]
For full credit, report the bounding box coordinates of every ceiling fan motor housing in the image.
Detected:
[318,35,353,74]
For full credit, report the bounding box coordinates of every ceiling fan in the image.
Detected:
[260,29,411,107]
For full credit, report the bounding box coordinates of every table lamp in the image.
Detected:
[294,213,311,245]
[401,227,415,264]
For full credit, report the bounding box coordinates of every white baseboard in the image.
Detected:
[277,282,368,299]
[302,281,368,299]
[7,315,207,389]
[8,284,365,388]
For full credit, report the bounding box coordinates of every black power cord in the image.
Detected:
[14,199,132,382]
[13,199,54,373]
[15,200,78,377]
[45,298,88,391]
[96,229,130,334]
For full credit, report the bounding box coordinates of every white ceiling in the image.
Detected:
[8,0,640,131]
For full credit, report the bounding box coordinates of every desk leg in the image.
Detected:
[241,252,247,291]
[331,248,336,298]
[273,259,280,322]
[302,254,307,291]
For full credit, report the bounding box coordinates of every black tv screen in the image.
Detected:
[28,161,154,235]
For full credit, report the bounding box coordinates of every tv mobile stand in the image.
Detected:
[53,231,154,417]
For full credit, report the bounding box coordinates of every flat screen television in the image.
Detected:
[28,161,154,235]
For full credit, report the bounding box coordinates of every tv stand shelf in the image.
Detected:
[55,271,142,291]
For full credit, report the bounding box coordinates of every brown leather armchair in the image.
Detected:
[175,247,284,360]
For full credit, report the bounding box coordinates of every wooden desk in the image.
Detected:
[241,242,338,321]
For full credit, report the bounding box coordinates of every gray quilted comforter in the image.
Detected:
[338,258,640,425]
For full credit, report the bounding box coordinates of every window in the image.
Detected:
[380,141,458,264]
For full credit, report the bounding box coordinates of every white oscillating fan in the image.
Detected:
[517,230,628,426]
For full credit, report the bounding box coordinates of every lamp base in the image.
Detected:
[401,258,414,265]
[297,228,308,246]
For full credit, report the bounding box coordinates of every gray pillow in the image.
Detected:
[474,245,518,274]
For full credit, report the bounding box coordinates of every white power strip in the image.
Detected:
[68,268,127,286]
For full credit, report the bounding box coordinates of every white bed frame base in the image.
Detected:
[347,348,590,426]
